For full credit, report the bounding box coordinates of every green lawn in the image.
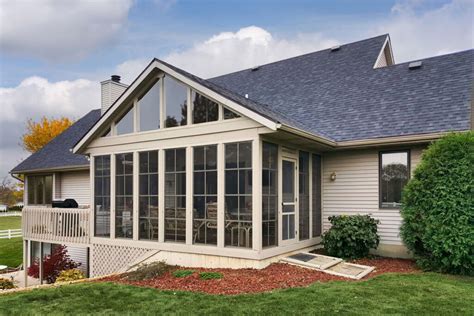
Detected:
[0,216,23,268]
[0,273,472,315]
[0,238,23,268]
[0,216,21,230]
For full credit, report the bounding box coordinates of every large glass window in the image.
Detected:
[116,153,133,238]
[94,156,110,237]
[223,107,240,119]
[312,154,322,237]
[299,151,310,240]
[139,151,159,240]
[27,175,52,205]
[193,145,218,245]
[192,91,219,124]
[115,106,134,135]
[139,80,160,132]
[380,151,410,208]
[225,141,252,248]
[164,75,187,128]
[164,148,186,242]
[262,142,278,248]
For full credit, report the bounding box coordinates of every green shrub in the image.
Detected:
[56,269,85,282]
[124,261,172,281]
[172,270,194,278]
[401,132,474,275]
[0,278,15,290]
[322,215,380,259]
[199,272,223,280]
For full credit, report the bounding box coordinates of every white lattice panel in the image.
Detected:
[91,244,149,277]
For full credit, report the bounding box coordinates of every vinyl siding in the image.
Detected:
[322,146,424,245]
[66,245,88,275]
[58,171,91,206]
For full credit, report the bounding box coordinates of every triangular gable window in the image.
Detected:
[223,107,240,119]
[116,105,134,135]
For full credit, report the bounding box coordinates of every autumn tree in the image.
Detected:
[22,117,73,153]
[0,177,22,206]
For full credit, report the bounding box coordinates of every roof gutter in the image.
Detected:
[278,124,337,147]
[10,164,90,175]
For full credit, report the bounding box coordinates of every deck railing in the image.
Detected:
[23,206,90,244]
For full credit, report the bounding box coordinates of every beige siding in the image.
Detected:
[322,146,424,245]
[101,81,127,114]
[58,171,91,206]
[66,245,88,275]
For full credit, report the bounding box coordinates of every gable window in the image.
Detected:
[139,80,161,132]
[164,75,187,128]
[139,151,159,240]
[116,105,134,135]
[192,91,219,124]
[94,156,110,237]
[223,107,240,119]
[379,150,410,208]
[27,175,52,205]
[116,153,134,238]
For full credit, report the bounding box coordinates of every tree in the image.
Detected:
[0,177,22,206]
[22,117,73,153]
[401,132,474,275]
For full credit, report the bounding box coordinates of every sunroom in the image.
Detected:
[80,62,324,263]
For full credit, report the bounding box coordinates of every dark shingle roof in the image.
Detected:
[11,109,101,173]
[209,35,473,141]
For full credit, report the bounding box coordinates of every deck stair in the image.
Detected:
[281,252,374,280]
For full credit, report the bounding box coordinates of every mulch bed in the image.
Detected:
[100,257,419,295]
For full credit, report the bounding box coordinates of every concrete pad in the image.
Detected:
[325,262,374,280]
[282,252,342,270]
[0,270,40,288]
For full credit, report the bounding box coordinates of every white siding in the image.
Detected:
[66,245,88,275]
[322,146,424,245]
[58,171,91,206]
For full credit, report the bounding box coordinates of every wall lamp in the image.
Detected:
[330,172,337,181]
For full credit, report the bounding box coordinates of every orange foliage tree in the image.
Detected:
[22,117,73,153]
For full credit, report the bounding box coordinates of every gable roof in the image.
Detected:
[209,35,473,142]
[11,109,101,174]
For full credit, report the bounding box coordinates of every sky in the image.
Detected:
[0,0,473,181]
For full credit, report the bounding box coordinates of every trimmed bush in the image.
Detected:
[322,215,380,259]
[125,262,172,281]
[56,269,85,282]
[401,132,474,275]
[199,272,223,280]
[0,278,15,290]
[172,270,194,278]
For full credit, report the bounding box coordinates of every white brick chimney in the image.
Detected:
[101,75,128,114]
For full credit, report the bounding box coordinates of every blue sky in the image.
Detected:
[0,0,472,180]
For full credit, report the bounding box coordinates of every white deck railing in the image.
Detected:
[22,206,90,244]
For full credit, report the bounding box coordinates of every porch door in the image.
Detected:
[280,158,297,244]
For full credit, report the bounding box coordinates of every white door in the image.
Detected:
[280,158,297,245]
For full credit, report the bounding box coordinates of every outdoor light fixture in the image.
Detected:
[330,172,337,181]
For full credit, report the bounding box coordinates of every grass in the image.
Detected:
[0,216,23,268]
[0,273,472,315]
[0,238,23,268]
[0,216,21,230]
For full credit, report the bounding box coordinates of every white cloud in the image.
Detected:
[0,0,133,60]
[116,26,339,81]
[0,76,100,178]
[376,0,473,62]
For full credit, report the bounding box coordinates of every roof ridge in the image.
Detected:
[208,34,389,80]
[387,48,474,68]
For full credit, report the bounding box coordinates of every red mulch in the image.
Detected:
[100,257,419,295]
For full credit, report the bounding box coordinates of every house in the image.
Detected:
[11,34,473,282]
[0,204,7,212]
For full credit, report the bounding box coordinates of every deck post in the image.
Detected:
[23,239,28,288]
[39,241,43,285]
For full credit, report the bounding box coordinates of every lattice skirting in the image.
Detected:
[91,244,150,277]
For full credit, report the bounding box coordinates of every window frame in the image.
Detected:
[378,149,411,209]
[27,174,53,206]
